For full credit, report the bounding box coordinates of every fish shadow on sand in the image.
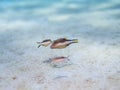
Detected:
[43,56,73,68]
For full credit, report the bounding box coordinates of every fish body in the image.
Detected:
[37,39,52,48]
[50,38,78,49]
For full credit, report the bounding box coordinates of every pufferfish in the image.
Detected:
[37,39,52,48]
[50,38,78,49]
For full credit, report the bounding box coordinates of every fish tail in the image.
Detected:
[37,42,41,44]
[37,45,41,48]
[37,42,41,48]
[72,39,78,43]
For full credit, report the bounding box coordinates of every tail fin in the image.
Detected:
[37,42,41,44]
[37,42,41,48]
[72,39,78,43]
[37,45,41,48]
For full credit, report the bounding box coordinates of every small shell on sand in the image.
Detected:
[43,56,72,68]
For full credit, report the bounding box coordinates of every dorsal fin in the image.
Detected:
[42,39,51,43]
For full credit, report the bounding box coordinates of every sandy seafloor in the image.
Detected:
[0,0,120,90]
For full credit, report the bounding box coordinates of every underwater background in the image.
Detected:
[0,0,120,26]
[0,0,120,90]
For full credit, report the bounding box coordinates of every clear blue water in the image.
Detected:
[0,0,120,23]
[0,2,120,90]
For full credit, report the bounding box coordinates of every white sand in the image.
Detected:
[0,19,120,90]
